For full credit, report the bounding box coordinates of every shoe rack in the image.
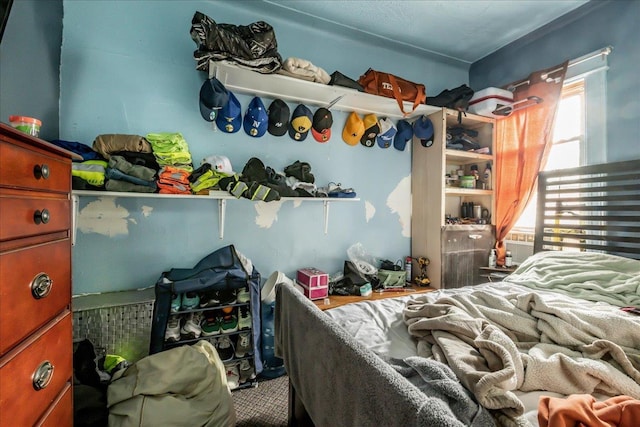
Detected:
[162,286,258,390]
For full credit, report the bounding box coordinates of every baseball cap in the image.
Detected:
[199,77,229,122]
[243,96,268,137]
[360,113,380,147]
[202,155,234,174]
[215,91,242,133]
[342,112,365,146]
[413,116,435,147]
[394,119,413,151]
[376,118,397,148]
[311,107,333,143]
[267,99,290,136]
[288,104,313,141]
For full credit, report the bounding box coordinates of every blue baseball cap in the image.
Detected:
[215,91,242,133]
[243,97,268,138]
[376,117,397,148]
[393,119,413,151]
[413,116,434,147]
[199,77,229,122]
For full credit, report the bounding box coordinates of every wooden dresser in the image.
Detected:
[0,123,78,426]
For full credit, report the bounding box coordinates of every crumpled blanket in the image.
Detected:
[387,356,496,427]
[190,11,282,74]
[404,284,640,426]
[277,57,331,84]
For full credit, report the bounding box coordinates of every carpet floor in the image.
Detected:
[233,375,288,427]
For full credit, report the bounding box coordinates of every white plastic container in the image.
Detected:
[468,87,513,118]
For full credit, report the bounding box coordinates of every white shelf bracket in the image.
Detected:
[218,198,226,239]
[71,194,79,246]
[323,200,330,235]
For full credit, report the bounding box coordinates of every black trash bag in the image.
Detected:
[190,11,283,74]
[330,261,379,295]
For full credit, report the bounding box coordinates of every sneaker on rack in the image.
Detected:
[238,305,252,330]
[236,286,250,304]
[218,289,237,305]
[164,315,181,343]
[238,359,256,384]
[199,290,221,308]
[180,311,203,339]
[181,291,200,310]
[170,293,182,313]
[200,311,221,336]
[220,312,239,334]
[235,331,253,358]
[216,335,235,362]
[226,362,240,390]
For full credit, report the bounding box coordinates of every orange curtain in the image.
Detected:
[494,61,568,265]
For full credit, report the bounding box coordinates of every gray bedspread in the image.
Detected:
[274,283,496,427]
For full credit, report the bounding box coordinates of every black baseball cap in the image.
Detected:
[267,99,290,137]
[311,107,333,143]
[199,77,229,122]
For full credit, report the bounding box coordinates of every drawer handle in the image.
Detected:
[33,209,50,224]
[31,273,53,299]
[32,360,54,391]
[33,164,50,180]
[468,234,482,240]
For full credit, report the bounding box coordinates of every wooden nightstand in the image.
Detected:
[479,265,517,282]
[313,285,435,311]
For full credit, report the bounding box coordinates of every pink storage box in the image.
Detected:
[295,281,329,300]
[468,87,514,118]
[296,268,329,289]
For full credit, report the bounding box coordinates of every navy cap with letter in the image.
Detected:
[243,96,268,137]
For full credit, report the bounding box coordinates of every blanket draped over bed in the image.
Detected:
[404,251,640,426]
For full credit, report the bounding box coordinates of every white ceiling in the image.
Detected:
[261,0,590,63]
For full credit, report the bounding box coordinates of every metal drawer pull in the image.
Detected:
[33,209,50,224]
[468,234,482,240]
[33,164,50,180]
[32,361,54,391]
[31,273,53,299]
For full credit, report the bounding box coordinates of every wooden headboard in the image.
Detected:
[534,159,640,259]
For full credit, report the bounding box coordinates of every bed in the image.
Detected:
[274,159,640,427]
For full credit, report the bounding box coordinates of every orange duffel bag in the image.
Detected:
[357,68,426,116]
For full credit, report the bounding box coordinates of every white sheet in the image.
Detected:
[325,282,623,426]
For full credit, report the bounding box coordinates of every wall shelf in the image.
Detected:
[71,190,360,243]
[210,61,441,119]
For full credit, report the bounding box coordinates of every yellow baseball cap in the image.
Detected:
[342,112,365,146]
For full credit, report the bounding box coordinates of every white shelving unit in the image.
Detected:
[72,190,359,243]
[209,61,441,119]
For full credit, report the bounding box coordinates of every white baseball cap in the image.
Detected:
[202,155,233,174]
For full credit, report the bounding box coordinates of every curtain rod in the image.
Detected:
[507,46,613,91]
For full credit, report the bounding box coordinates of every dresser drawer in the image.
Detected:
[0,195,70,242]
[0,312,73,427]
[0,139,71,193]
[37,382,73,427]
[0,239,71,355]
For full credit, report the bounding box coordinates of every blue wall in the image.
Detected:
[0,0,62,141]
[60,0,468,294]
[470,0,640,162]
